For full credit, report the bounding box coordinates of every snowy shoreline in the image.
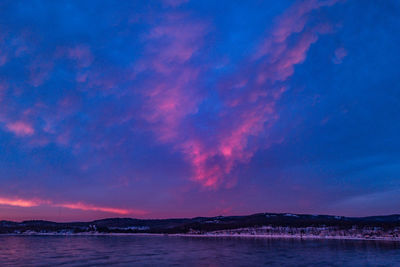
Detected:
[2,232,399,242]
[173,233,400,242]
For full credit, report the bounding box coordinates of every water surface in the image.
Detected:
[0,235,399,266]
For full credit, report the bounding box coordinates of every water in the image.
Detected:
[0,235,399,266]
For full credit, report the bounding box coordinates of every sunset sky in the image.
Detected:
[0,0,399,222]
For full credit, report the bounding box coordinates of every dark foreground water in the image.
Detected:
[0,235,399,266]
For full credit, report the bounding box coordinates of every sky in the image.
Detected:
[0,0,399,222]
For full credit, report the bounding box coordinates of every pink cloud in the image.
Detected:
[255,0,340,59]
[0,197,39,208]
[194,1,341,188]
[193,1,340,187]
[333,47,347,64]
[0,196,147,216]
[67,45,94,68]
[178,100,281,188]
[142,68,201,142]
[138,0,341,188]
[136,14,208,144]
[55,203,146,216]
[145,17,208,74]
[6,121,35,136]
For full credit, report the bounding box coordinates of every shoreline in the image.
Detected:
[1,232,399,242]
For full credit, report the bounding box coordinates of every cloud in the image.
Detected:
[0,0,344,193]
[54,203,146,216]
[255,0,340,59]
[136,14,208,143]
[333,47,347,64]
[66,45,94,68]
[0,196,146,216]
[5,121,35,136]
[0,197,38,208]
[193,0,341,188]
[139,0,342,188]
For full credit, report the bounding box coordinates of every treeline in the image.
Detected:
[1,213,400,235]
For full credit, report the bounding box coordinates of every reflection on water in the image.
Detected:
[0,235,399,266]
